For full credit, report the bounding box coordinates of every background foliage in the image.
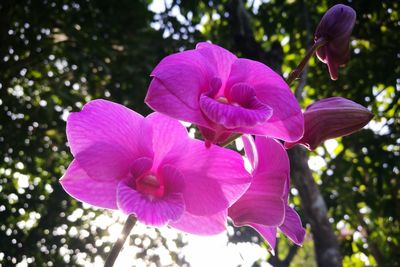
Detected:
[0,0,398,266]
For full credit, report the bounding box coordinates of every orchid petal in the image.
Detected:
[228,170,286,226]
[145,112,190,167]
[146,78,209,127]
[226,59,304,142]
[75,143,133,181]
[280,206,306,245]
[117,181,185,226]
[60,160,118,209]
[230,137,289,226]
[130,157,153,179]
[199,93,272,129]
[254,137,290,181]
[161,164,185,194]
[196,42,237,87]
[250,224,277,250]
[67,99,152,158]
[174,141,251,216]
[146,49,211,127]
[170,210,227,235]
[242,135,258,171]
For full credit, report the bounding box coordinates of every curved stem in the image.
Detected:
[287,37,327,85]
[104,215,137,267]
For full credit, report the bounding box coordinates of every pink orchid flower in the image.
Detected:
[315,4,356,80]
[229,136,305,251]
[145,42,303,145]
[285,97,373,150]
[60,100,252,235]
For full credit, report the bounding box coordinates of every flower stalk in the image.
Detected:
[287,37,327,85]
[104,215,137,267]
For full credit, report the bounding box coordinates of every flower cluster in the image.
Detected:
[61,101,251,234]
[61,43,306,246]
[60,4,371,253]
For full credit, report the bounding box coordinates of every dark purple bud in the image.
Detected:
[285,97,373,150]
[315,4,356,80]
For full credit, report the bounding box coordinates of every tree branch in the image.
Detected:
[288,147,342,267]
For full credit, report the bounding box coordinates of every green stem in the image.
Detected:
[286,37,327,85]
[104,215,137,267]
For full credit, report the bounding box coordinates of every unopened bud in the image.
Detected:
[315,4,356,80]
[285,97,373,150]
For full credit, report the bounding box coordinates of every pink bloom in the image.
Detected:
[285,97,373,150]
[229,136,305,250]
[145,42,303,145]
[315,4,356,80]
[60,100,251,235]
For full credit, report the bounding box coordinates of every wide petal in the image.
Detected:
[74,143,133,181]
[279,206,306,245]
[67,100,153,181]
[230,137,289,226]
[67,99,151,157]
[169,210,227,235]
[173,141,252,216]
[117,181,185,226]
[145,49,211,127]
[228,170,286,226]
[226,59,304,142]
[162,164,185,194]
[326,52,340,80]
[249,224,277,250]
[196,42,237,87]
[60,160,118,209]
[145,112,190,168]
[146,78,209,127]
[254,137,290,182]
[130,157,153,179]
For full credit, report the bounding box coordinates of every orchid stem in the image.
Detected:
[286,37,327,85]
[221,133,242,147]
[104,215,137,267]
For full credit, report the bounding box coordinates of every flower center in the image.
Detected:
[216,96,229,104]
[136,173,165,198]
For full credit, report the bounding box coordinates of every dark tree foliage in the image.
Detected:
[0,0,178,266]
[0,0,398,266]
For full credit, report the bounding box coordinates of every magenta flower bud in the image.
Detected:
[285,97,373,150]
[315,4,356,80]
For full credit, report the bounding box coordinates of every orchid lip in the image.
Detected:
[199,82,273,129]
